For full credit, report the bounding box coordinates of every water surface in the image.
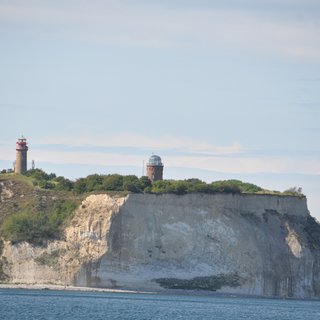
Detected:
[0,289,319,320]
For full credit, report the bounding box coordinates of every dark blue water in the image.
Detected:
[0,289,319,320]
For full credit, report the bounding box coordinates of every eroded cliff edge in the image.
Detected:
[1,192,320,298]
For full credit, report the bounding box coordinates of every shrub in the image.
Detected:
[74,178,87,194]
[102,174,124,191]
[283,187,304,197]
[210,180,241,194]
[0,199,78,246]
[1,211,49,245]
[25,168,51,181]
[53,176,74,191]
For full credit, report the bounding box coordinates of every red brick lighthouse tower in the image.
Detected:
[146,154,164,181]
[15,136,28,174]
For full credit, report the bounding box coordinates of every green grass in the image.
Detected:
[0,198,79,246]
[0,174,81,246]
[0,173,34,186]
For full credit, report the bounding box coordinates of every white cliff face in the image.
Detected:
[2,193,320,298]
[75,193,320,298]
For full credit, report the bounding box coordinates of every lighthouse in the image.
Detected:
[15,136,28,174]
[146,154,164,181]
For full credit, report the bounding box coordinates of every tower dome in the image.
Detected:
[148,154,163,166]
[146,154,164,181]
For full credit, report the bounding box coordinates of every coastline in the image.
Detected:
[0,283,258,299]
[1,283,320,302]
[0,283,150,294]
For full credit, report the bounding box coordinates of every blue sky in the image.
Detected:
[0,0,320,218]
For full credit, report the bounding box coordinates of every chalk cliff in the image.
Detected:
[1,191,320,298]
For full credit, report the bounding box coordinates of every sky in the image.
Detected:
[0,0,320,218]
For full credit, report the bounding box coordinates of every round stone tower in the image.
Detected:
[146,154,164,181]
[15,136,28,174]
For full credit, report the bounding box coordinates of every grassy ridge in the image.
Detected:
[0,172,80,246]
[0,199,78,246]
[3,168,303,197]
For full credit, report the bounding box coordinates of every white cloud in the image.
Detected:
[1,1,319,60]
[10,132,317,176]
[34,133,244,155]
[27,148,320,176]
[166,154,320,175]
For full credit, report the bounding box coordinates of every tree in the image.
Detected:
[139,176,152,190]
[54,176,74,191]
[102,174,124,191]
[25,168,50,181]
[74,178,87,194]
[85,174,103,192]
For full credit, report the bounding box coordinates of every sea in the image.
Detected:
[0,289,319,320]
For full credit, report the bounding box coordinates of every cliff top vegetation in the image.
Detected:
[0,168,305,197]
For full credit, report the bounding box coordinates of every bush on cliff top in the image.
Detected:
[73,174,151,194]
[148,179,264,195]
[72,175,263,195]
[24,169,74,191]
